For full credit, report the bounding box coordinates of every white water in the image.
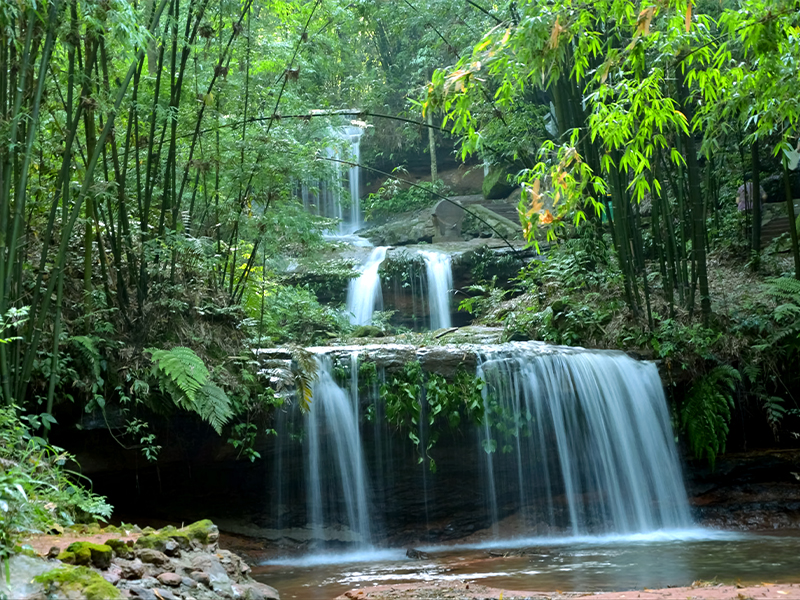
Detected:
[343,126,362,232]
[306,354,372,546]
[420,250,453,330]
[346,247,388,325]
[477,345,692,535]
[273,342,693,547]
[298,125,363,233]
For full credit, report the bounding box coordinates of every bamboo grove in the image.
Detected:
[428,0,800,327]
[0,0,353,411]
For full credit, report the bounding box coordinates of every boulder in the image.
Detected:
[115,557,145,579]
[58,542,112,570]
[33,565,121,600]
[135,548,170,568]
[482,165,516,200]
[156,572,182,587]
[432,200,465,241]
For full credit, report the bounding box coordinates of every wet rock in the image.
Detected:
[163,539,180,556]
[232,581,280,600]
[103,564,123,586]
[136,548,170,568]
[156,572,182,587]
[181,576,198,588]
[115,557,145,579]
[217,549,251,580]
[46,546,60,559]
[189,570,211,587]
[405,548,430,559]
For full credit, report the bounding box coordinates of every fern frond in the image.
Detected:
[70,335,101,380]
[290,347,318,413]
[195,383,233,434]
[681,365,740,469]
[764,277,800,301]
[146,347,209,404]
[764,395,786,437]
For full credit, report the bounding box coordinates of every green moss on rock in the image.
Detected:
[58,542,112,569]
[34,565,121,600]
[134,519,218,553]
[104,538,134,559]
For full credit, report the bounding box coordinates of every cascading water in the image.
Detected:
[306,354,372,546]
[346,247,388,325]
[270,342,692,546]
[420,250,453,330]
[477,344,692,535]
[343,126,362,232]
[297,125,363,233]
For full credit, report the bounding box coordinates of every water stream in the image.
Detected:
[346,246,389,325]
[420,250,453,330]
[254,532,800,599]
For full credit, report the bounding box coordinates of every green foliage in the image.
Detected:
[145,347,232,434]
[382,362,485,472]
[362,180,450,221]
[681,365,742,469]
[1,405,112,571]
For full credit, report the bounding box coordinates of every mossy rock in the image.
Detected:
[34,565,121,600]
[104,538,134,559]
[58,542,112,569]
[352,325,385,338]
[181,519,219,545]
[135,520,218,553]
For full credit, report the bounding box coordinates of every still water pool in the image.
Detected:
[253,530,800,599]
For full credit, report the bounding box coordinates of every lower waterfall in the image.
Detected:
[271,342,692,546]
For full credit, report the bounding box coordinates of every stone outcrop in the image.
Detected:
[6,521,279,600]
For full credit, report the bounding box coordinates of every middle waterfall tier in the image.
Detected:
[420,250,453,330]
[346,247,389,325]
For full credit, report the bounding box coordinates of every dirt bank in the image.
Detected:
[335,581,800,600]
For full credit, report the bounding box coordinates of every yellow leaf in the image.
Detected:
[548,16,563,49]
[541,210,554,224]
[685,1,692,31]
[203,92,214,106]
[636,6,655,37]
[600,62,611,84]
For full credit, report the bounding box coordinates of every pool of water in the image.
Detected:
[252,530,800,599]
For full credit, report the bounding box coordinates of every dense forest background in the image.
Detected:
[1,0,800,551]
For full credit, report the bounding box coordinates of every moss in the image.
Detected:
[58,542,112,569]
[13,544,38,558]
[34,565,121,600]
[104,538,134,559]
[181,519,218,545]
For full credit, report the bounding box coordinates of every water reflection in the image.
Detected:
[254,532,800,600]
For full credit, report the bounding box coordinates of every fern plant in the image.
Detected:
[681,365,741,469]
[145,347,232,434]
[756,277,800,353]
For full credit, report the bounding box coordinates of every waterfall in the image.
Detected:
[477,345,692,535]
[306,354,372,545]
[269,342,692,546]
[346,247,388,325]
[296,125,362,233]
[420,250,453,330]
[343,126,362,232]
